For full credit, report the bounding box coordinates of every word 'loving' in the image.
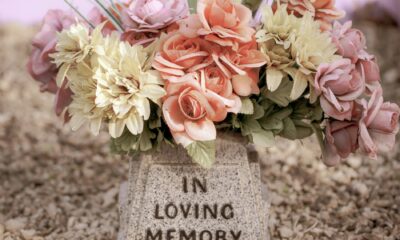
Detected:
[146,177,242,240]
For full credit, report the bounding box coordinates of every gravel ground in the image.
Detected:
[0,21,399,240]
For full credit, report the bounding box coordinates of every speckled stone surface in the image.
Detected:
[120,134,269,240]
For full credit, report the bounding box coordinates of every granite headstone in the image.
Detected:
[119,134,269,240]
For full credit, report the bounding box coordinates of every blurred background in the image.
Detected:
[0,0,399,239]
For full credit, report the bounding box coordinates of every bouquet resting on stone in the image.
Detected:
[28,0,400,168]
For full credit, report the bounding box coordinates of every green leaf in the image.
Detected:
[186,141,216,168]
[292,120,314,139]
[239,98,254,115]
[270,107,293,120]
[259,117,283,131]
[241,117,262,136]
[265,77,293,107]
[188,0,197,14]
[251,130,275,148]
[139,126,155,151]
[252,100,265,120]
[279,118,297,140]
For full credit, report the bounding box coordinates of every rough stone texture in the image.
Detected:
[121,135,269,240]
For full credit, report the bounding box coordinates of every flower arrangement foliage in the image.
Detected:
[28,0,399,168]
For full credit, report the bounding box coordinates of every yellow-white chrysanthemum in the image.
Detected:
[54,23,166,138]
[51,23,104,86]
[256,4,338,101]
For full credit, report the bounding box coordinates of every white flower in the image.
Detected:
[256,4,338,101]
[65,26,166,138]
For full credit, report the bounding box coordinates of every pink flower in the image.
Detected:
[214,40,266,96]
[357,56,382,94]
[275,0,345,30]
[358,89,400,159]
[121,0,189,32]
[152,33,214,82]
[186,0,255,49]
[162,79,228,147]
[27,9,75,116]
[315,58,365,121]
[323,120,359,166]
[331,21,367,63]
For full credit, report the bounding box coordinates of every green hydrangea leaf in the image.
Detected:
[186,141,216,169]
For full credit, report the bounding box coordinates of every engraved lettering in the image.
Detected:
[166,229,177,240]
[193,177,207,193]
[230,231,242,240]
[203,204,218,219]
[221,204,234,219]
[165,203,178,219]
[179,230,196,240]
[194,203,199,219]
[199,230,212,240]
[180,204,191,219]
[183,177,188,193]
[146,229,162,240]
[215,230,227,240]
[154,204,164,219]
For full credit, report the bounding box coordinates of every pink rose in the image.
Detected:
[200,65,242,113]
[323,120,359,166]
[192,0,255,49]
[152,33,214,82]
[331,21,367,63]
[162,79,228,147]
[358,89,400,159]
[27,9,75,116]
[357,56,382,94]
[315,58,365,121]
[121,0,189,32]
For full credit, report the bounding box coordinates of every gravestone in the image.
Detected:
[119,134,269,240]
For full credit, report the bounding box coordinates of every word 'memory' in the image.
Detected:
[146,229,242,240]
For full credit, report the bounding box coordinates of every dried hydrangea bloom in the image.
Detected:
[256,4,338,101]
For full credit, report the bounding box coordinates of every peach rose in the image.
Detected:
[323,120,359,166]
[277,0,345,30]
[216,40,266,96]
[162,79,227,146]
[152,33,214,82]
[358,89,400,159]
[200,65,242,113]
[193,0,255,49]
[315,58,365,121]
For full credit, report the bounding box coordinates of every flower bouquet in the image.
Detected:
[28,0,399,168]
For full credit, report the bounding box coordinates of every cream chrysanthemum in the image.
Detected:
[256,4,338,101]
[53,23,166,138]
